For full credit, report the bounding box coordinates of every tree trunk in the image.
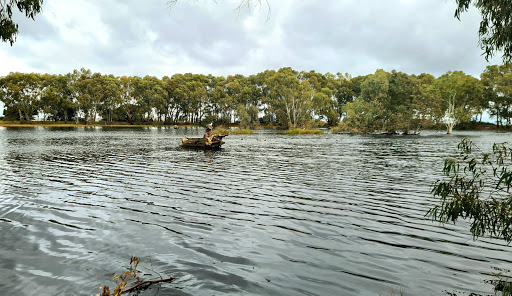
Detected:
[24,109,31,121]
[447,124,453,134]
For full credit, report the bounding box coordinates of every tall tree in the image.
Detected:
[0,72,42,121]
[97,74,122,123]
[431,71,483,134]
[265,67,313,129]
[358,69,390,131]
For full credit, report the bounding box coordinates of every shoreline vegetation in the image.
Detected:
[0,120,507,133]
[284,128,324,135]
[2,65,512,135]
[213,128,255,135]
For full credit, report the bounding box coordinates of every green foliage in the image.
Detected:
[431,71,484,133]
[0,0,43,45]
[236,104,259,129]
[265,67,314,129]
[454,0,512,62]
[339,69,434,134]
[429,138,512,242]
[214,127,255,135]
[340,98,383,133]
[0,72,43,121]
[481,64,512,128]
[284,128,323,135]
[0,65,508,132]
[489,270,512,295]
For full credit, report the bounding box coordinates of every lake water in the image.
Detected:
[0,127,510,296]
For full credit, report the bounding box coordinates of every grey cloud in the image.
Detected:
[282,0,496,77]
[0,0,505,78]
[10,8,57,42]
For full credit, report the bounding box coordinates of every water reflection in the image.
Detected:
[0,128,510,295]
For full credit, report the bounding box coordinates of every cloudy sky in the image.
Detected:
[0,0,504,79]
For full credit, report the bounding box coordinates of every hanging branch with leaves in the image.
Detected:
[429,137,512,242]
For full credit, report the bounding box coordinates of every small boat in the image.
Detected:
[181,133,228,149]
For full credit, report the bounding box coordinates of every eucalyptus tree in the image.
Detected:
[166,73,207,123]
[431,71,484,134]
[481,64,512,127]
[40,73,77,122]
[97,74,122,123]
[162,75,183,124]
[326,72,354,116]
[348,75,368,99]
[341,70,441,133]
[311,87,338,126]
[353,69,390,132]
[223,75,244,123]
[165,74,189,123]
[236,104,259,129]
[39,74,60,121]
[76,72,109,124]
[246,74,263,107]
[385,70,424,133]
[265,67,313,129]
[134,75,167,122]
[118,76,139,124]
[340,98,381,134]
[55,73,76,121]
[300,71,339,126]
[496,68,512,126]
[184,74,208,123]
[204,75,227,124]
[0,72,42,121]
[73,68,95,124]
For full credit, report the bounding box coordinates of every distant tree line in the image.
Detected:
[0,65,511,133]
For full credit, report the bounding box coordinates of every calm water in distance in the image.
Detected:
[0,127,510,296]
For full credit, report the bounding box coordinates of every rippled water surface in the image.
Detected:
[0,127,511,296]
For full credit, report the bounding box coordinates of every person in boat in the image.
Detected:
[204,124,214,146]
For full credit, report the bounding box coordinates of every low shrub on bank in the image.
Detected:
[330,126,343,134]
[284,128,323,135]
[214,128,255,135]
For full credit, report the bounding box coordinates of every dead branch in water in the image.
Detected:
[98,256,178,296]
[121,277,178,294]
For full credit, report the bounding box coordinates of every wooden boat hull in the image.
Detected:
[181,137,225,149]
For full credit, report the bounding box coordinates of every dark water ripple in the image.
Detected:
[0,127,511,295]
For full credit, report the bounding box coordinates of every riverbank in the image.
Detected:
[1,121,509,133]
[0,121,200,128]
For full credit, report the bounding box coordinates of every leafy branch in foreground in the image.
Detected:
[429,137,512,242]
[98,256,177,296]
[454,0,512,62]
[0,0,44,45]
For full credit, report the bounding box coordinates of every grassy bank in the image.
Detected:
[0,121,200,128]
[284,128,324,135]
[214,128,256,135]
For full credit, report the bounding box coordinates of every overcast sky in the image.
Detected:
[0,0,504,79]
